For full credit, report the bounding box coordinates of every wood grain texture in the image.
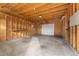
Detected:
[0,3,79,53]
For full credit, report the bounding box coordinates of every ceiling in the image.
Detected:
[0,3,68,24]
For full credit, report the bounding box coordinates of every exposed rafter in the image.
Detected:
[0,3,69,24]
[0,7,35,23]
[24,4,67,17]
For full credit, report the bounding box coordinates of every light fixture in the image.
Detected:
[33,8,36,11]
[39,15,42,18]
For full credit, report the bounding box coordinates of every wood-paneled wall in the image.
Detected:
[0,12,33,41]
[69,3,79,52]
[63,3,79,53]
[77,25,79,52]
[34,23,41,35]
[0,12,6,41]
[54,18,62,37]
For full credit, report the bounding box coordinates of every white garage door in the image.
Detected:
[41,24,54,35]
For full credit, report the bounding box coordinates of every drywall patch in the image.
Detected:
[70,10,79,26]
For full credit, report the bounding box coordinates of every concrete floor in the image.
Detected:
[0,35,78,56]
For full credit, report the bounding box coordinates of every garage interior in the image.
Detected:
[0,3,79,56]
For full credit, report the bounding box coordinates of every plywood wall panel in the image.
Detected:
[77,25,79,52]
[0,13,7,41]
[54,18,62,37]
[77,3,79,10]
[6,16,13,40]
[0,12,34,41]
[70,27,73,46]
[34,23,41,35]
[72,26,76,49]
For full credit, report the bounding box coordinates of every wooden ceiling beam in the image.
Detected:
[31,11,64,20]
[0,7,35,23]
[29,9,65,18]
[22,4,65,15]
[19,3,48,14]
[31,12,64,20]
[24,4,67,16]
[0,3,7,7]
[31,11,65,24]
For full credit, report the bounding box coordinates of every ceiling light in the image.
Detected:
[33,8,36,10]
[39,16,42,18]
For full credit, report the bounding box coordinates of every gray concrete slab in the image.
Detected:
[0,35,78,56]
